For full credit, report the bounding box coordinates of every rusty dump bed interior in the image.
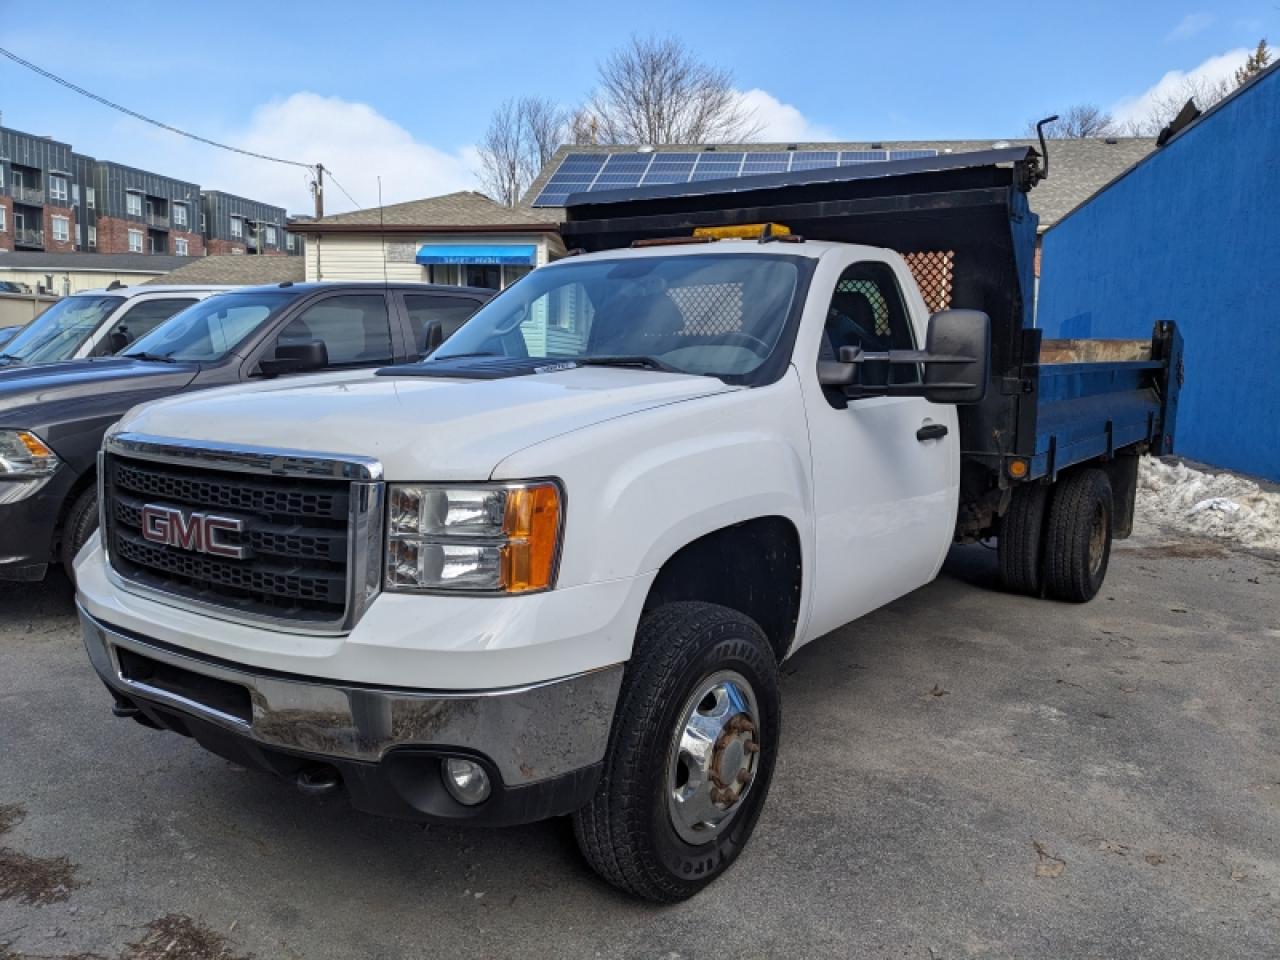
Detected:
[560,149,1182,535]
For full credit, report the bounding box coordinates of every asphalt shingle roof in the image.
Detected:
[142,255,305,286]
[293,191,556,229]
[521,138,1158,231]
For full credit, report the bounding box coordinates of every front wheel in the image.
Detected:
[573,601,781,902]
[60,486,99,583]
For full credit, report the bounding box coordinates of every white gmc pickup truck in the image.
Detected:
[77,148,1181,901]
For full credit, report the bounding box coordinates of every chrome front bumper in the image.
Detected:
[80,604,623,788]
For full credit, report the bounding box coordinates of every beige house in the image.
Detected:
[289,192,563,290]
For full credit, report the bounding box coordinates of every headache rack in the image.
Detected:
[558,148,1181,537]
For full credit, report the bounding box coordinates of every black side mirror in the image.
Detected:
[260,339,328,377]
[816,309,990,405]
[922,309,990,404]
[109,327,131,353]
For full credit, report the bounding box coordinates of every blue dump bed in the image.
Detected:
[559,146,1182,537]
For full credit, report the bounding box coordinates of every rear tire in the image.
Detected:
[998,482,1050,596]
[573,601,781,902]
[1043,468,1113,603]
[60,485,99,583]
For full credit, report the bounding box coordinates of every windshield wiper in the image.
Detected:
[428,351,497,361]
[0,354,19,365]
[575,355,683,374]
[124,351,178,363]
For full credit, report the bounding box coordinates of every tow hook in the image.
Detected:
[295,765,342,798]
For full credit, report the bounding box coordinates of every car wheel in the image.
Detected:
[1043,468,1113,603]
[573,601,781,902]
[60,485,99,583]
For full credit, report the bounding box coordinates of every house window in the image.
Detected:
[52,216,70,243]
[126,193,142,217]
[88,225,97,249]
[0,166,5,189]
[0,206,6,232]
[200,212,206,233]
[265,225,277,245]
[72,184,80,206]
[76,223,82,246]
[286,234,296,252]
[48,175,69,203]
[175,237,189,256]
[230,216,243,238]
[86,187,96,209]
[173,203,188,228]
[128,229,144,253]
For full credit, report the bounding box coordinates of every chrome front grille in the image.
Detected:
[101,433,384,633]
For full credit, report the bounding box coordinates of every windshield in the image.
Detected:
[124,291,293,363]
[0,296,123,365]
[433,253,804,380]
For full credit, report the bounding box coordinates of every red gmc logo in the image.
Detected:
[140,504,247,559]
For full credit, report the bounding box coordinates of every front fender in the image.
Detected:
[492,368,815,628]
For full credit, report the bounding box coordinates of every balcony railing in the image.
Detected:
[12,185,45,205]
[146,212,170,228]
[15,227,44,247]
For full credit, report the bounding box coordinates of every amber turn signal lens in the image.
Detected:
[501,483,562,592]
[1007,458,1029,479]
[16,431,55,458]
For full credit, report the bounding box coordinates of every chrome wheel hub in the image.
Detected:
[666,670,761,845]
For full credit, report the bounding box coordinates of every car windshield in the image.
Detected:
[123,291,293,363]
[0,295,123,365]
[432,253,804,380]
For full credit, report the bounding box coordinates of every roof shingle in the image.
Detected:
[142,255,305,286]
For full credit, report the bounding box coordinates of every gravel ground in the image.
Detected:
[1,520,1277,959]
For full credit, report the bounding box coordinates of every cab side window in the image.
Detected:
[110,298,197,352]
[275,295,393,367]
[404,295,483,357]
[821,261,920,384]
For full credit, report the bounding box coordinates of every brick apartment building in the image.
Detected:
[0,127,78,255]
[0,125,302,258]
[92,161,204,256]
[202,191,294,256]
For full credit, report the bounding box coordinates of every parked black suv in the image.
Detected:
[0,281,491,581]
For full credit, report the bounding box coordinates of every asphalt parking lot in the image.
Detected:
[1,520,1277,960]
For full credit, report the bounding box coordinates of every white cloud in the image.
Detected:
[125,93,479,215]
[1167,13,1214,40]
[1111,48,1249,126]
[735,88,835,142]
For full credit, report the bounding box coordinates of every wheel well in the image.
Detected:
[643,516,802,662]
[53,468,97,551]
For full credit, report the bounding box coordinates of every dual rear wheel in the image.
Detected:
[997,466,1114,603]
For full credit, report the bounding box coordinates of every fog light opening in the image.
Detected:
[442,757,491,806]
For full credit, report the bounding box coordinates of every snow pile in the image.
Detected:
[1137,457,1280,551]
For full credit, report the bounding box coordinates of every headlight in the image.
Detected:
[385,481,563,594]
[0,430,60,477]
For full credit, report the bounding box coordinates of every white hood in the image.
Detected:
[117,366,738,480]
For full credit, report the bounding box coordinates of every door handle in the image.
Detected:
[916,423,948,442]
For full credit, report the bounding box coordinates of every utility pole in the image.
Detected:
[312,163,325,219]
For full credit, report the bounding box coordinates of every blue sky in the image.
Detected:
[1,0,1272,213]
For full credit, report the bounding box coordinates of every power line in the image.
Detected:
[324,169,365,211]
[0,45,314,170]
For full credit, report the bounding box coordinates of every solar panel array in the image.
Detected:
[530,148,940,206]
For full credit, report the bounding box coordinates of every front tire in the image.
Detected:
[573,601,781,902]
[60,485,99,583]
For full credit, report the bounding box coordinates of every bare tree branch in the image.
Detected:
[477,96,570,205]
[1025,104,1116,139]
[1120,74,1233,136]
[585,34,761,144]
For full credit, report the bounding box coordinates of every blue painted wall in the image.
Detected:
[1037,65,1280,480]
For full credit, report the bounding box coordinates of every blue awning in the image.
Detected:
[415,244,536,266]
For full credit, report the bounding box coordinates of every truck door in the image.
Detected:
[800,257,958,638]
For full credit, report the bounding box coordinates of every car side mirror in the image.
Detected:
[260,339,328,377]
[423,319,446,354]
[109,327,131,353]
[816,309,990,405]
